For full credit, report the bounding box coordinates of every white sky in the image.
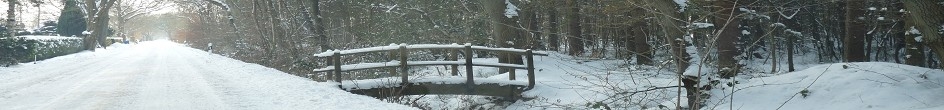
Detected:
[0,0,63,29]
[0,0,178,30]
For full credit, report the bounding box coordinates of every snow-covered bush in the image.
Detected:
[0,37,35,65]
[0,36,83,66]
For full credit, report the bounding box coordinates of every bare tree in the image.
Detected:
[79,0,119,50]
[110,0,172,41]
[6,0,17,37]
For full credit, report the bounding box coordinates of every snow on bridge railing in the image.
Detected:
[311,43,544,91]
[311,61,528,73]
[313,43,548,57]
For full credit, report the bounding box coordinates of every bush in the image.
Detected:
[0,36,83,66]
[0,37,35,59]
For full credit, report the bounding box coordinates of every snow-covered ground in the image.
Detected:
[706,62,944,110]
[495,54,944,110]
[432,52,943,110]
[0,41,416,110]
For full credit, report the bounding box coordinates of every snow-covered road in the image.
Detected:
[0,41,415,110]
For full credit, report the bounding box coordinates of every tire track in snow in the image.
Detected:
[39,54,154,110]
[122,44,230,109]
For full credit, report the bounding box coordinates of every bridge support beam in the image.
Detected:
[346,82,526,100]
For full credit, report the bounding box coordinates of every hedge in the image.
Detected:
[0,36,84,66]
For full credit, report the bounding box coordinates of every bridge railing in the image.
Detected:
[312,43,547,90]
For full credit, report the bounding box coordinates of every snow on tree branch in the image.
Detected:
[205,0,230,11]
[503,0,518,18]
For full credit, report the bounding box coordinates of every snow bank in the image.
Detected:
[707,62,944,110]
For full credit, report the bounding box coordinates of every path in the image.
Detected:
[0,41,415,110]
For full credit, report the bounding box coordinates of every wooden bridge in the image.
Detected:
[312,43,546,99]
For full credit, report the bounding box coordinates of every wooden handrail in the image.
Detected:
[314,44,549,57]
[312,61,530,72]
[314,43,541,90]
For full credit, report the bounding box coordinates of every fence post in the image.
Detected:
[325,52,334,81]
[464,44,475,94]
[450,48,459,76]
[389,51,397,77]
[399,46,409,84]
[526,50,535,90]
[333,52,342,83]
[508,54,515,80]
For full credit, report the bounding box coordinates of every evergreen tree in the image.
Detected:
[56,0,86,37]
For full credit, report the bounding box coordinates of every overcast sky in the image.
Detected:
[0,0,64,29]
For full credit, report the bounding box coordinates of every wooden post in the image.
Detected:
[325,54,334,81]
[450,49,459,76]
[389,51,397,77]
[526,50,535,90]
[399,46,409,84]
[464,45,475,94]
[333,52,342,83]
[508,56,516,80]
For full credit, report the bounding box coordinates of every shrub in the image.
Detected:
[0,36,83,66]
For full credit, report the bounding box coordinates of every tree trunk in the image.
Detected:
[547,7,560,51]
[95,8,111,48]
[903,0,944,69]
[566,0,584,56]
[715,0,740,78]
[645,0,694,109]
[633,22,653,65]
[484,0,523,74]
[6,0,15,37]
[787,30,796,72]
[844,0,867,62]
[308,0,331,50]
[522,2,541,50]
[82,0,118,51]
[83,0,98,51]
[768,21,780,73]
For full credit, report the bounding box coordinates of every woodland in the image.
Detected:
[3,0,940,109]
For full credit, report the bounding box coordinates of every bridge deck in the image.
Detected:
[340,77,528,99]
